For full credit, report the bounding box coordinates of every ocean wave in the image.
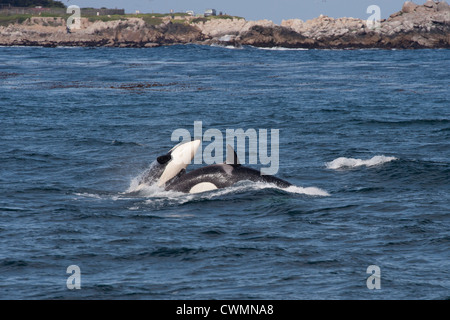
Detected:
[353,119,450,126]
[111,140,146,147]
[326,155,398,170]
[283,185,330,196]
[73,192,103,199]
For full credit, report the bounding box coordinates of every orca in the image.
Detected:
[137,141,292,194]
[165,163,292,193]
[135,139,201,191]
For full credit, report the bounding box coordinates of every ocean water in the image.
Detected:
[0,45,448,300]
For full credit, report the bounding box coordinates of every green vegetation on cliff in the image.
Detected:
[0,13,31,25]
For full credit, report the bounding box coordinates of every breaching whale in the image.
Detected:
[137,140,292,194]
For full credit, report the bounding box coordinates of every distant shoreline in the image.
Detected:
[0,1,449,49]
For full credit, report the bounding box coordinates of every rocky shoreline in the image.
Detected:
[0,1,449,49]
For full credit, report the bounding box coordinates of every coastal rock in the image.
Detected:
[0,16,204,47]
[247,1,450,49]
[282,16,366,39]
[239,25,315,48]
[402,1,419,13]
[0,2,448,49]
[280,19,303,31]
[144,42,160,48]
[424,0,437,8]
[193,18,275,38]
[437,1,450,11]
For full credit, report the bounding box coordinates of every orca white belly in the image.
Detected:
[189,182,218,194]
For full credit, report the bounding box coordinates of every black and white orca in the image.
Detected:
[137,140,292,194]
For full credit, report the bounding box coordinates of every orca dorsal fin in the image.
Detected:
[225,144,241,166]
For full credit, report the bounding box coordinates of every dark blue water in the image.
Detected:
[0,45,448,300]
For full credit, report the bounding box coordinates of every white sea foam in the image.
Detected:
[79,166,330,206]
[256,47,309,51]
[284,185,330,196]
[129,180,329,202]
[210,43,242,50]
[128,183,177,198]
[218,34,234,42]
[326,155,398,170]
[121,168,331,210]
[73,192,103,199]
[74,177,329,213]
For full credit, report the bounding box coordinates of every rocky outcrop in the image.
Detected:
[0,1,448,48]
[206,1,450,48]
[192,18,274,40]
[402,1,419,13]
[271,1,450,48]
[0,17,205,47]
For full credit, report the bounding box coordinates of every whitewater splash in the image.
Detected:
[73,167,330,209]
[326,155,397,170]
[210,43,242,50]
[127,171,329,199]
